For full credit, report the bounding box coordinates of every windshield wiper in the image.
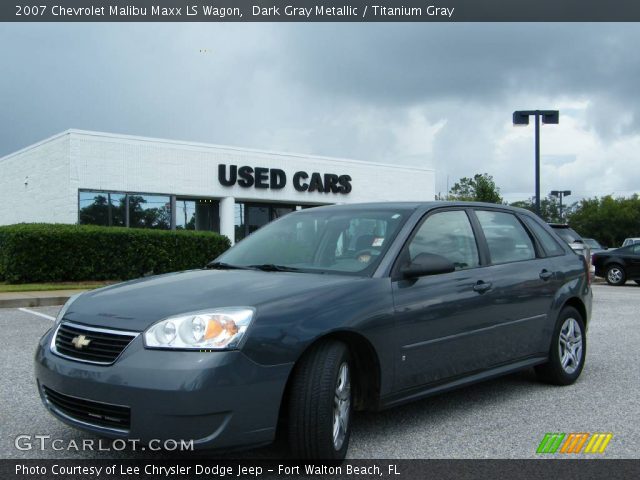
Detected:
[206,262,255,270]
[248,264,301,272]
[208,262,306,273]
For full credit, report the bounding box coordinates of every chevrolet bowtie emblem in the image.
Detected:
[71,334,91,350]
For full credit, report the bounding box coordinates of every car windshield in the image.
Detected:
[584,238,601,249]
[215,207,410,275]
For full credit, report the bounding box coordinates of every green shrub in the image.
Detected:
[0,224,230,283]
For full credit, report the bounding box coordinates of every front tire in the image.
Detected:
[288,340,352,459]
[606,264,626,286]
[535,307,586,385]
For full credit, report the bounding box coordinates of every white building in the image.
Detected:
[0,130,435,243]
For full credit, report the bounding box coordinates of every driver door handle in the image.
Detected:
[539,269,554,281]
[473,281,492,293]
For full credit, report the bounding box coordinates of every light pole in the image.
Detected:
[550,189,571,222]
[513,110,559,216]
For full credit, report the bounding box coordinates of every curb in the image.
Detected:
[0,296,71,308]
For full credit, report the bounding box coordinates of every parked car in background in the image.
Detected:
[583,238,605,275]
[583,238,606,254]
[621,237,640,248]
[549,224,591,269]
[35,202,592,460]
[592,244,640,286]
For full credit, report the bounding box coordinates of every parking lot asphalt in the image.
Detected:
[1,284,638,459]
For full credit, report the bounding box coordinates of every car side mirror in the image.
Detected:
[401,253,456,279]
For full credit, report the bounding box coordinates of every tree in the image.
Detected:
[510,195,564,223]
[567,195,640,247]
[448,173,503,204]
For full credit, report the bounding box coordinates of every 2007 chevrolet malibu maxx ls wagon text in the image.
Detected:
[35,202,592,459]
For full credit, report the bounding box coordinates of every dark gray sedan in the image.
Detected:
[35,202,592,459]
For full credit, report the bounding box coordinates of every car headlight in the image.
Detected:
[54,293,83,325]
[143,307,255,350]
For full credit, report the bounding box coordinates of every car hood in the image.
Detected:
[62,269,364,331]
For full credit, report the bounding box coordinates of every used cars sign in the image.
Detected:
[218,164,352,194]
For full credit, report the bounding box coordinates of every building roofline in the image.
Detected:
[56,129,432,173]
[0,130,73,163]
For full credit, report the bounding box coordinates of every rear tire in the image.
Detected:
[606,264,626,286]
[288,340,352,459]
[535,306,586,385]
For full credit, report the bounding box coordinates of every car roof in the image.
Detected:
[305,201,535,215]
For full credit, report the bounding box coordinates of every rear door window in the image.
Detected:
[476,210,536,264]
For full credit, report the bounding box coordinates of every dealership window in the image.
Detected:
[79,190,178,231]
[176,198,219,231]
[176,199,197,230]
[128,194,171,230]
[235,202,297,241]
[79,190,222,231]
[79,191,126,227]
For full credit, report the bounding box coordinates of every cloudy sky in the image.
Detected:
[1,22,639,202]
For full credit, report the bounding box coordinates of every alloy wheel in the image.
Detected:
[558,318,583,374]
[607,267,623,284]
[332,362,351,451]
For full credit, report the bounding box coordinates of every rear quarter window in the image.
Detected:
[553,228,581,244]
[522,216,566,257]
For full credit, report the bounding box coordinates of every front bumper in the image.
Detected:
[34,326,292,449]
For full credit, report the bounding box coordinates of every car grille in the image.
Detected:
[52,322,138,365]
[42,386,131,432]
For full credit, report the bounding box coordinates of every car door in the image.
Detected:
[628,244,640,277]
[391,208,498,391]
[471,209,557,361]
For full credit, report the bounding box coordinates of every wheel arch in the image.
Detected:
[324,331,382,411]
[603,259,624,268]
[561,297,588,327]
[279,331,382,421]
